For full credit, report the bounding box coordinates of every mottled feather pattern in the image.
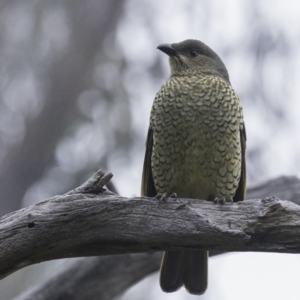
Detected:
[150,75,243,200]
[142,39,246,295]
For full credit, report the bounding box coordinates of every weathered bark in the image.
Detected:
[1,170,300,284]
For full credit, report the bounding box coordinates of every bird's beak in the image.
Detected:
[157,43,178,56]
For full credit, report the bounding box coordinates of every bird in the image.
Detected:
[141,39,246,295]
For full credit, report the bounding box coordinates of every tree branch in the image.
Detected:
[1,170,300,283]
[12,253,161,300]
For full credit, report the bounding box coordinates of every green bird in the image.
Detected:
[141,39,246,295]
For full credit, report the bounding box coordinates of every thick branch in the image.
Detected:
[1,170,300,282]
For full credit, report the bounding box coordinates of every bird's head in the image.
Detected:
[157,39,230,82]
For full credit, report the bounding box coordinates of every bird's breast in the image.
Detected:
[150,75,243,200]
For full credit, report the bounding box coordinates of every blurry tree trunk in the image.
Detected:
[0,0,125,216]
[12,254,161,300]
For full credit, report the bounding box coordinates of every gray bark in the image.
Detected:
[1,170,300,287]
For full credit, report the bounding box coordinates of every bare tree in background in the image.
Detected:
[0,0,131,216]
[1,0,300,299]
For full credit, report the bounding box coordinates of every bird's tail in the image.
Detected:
[160,250,208,295]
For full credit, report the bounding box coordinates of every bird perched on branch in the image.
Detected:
[141,39,246,295]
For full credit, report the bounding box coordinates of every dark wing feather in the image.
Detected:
[141,126,157,197]
[233,122,246,202]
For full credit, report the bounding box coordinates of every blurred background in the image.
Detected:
[0,0,300,299]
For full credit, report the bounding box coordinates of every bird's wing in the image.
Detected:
[233,122,246,202]
[141,126,157,197]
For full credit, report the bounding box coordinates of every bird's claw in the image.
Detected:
[213,197,233,204]
[155,192,177,201]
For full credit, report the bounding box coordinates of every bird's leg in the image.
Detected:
[226,197,233,203]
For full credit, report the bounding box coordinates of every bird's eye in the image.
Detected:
[190,50,199,57]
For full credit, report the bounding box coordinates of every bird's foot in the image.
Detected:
[213,197,233,204]
[155,192,177,201]
[213,197,225,204]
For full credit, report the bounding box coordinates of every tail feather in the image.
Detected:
[183,250,208,295]
[160,251,185,292]
[160,250,208,295]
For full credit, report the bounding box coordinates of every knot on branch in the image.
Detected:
[260,197,284,218]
